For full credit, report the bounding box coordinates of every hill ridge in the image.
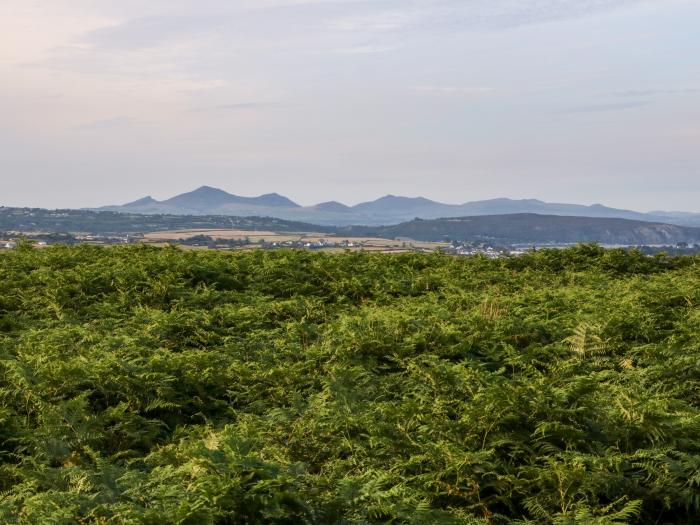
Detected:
[94,187,700,227]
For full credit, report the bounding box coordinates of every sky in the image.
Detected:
[1,0,699,211]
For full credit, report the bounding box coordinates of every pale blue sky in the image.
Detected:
[1,0,699,211]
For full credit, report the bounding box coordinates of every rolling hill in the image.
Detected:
[0,207,320,235]
[337,214,700,245]
[4,207,700,245]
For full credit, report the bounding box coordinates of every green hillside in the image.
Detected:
[339,214,700,245]
[0,207,322,235]
[1,245,699,524]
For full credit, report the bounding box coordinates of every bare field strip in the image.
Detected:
[142,229,451,251]
[143,229,402,245]
[143,229,280,240]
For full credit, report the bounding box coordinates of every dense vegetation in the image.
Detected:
[1,245,699,524]
[0,207,319,235]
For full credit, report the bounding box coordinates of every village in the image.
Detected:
[0,229,510,256]
[3,230,700,258]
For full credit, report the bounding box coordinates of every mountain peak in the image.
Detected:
[193,185,228,194]
[123,196,158,207]
[352,194,442,214]
[377,194,433,202]
[256,193,301,208]
[162,186,238,210]
[313,201,352,213]
[156,186,300,210]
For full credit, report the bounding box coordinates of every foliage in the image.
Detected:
[0,207,322,235]
[1,245,699,524]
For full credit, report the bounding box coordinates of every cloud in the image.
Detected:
[414,86,495,95]
[74,116,139,130]
[192,102,278,112]
[326,8,423,32]
[453,0,645,29]
[560,100,650,114]
[75,0,647,53]
[611,88,700,98]
[329,44,400,55]
[81,15,224,50]
[323,0,648,36]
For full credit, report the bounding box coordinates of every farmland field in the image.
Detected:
[1,244,699,524]
[142,229,449,252]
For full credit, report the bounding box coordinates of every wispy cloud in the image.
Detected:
[560,100,649,114]
[192,102,278,112]
[74,116,139,130]
[326,9,422,33]
[329,44,400,55]
[611,88,700,98]
[75,0,648,54]
[466,0,645,29]
[81,15,225,50]
[414,86,495,95]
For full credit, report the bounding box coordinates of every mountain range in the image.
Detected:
[98,186,700,227]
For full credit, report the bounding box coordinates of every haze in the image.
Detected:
[1,0,699,211]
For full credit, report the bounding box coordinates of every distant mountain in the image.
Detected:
[159,186,301,212]
[161,186,240,209]
[343,196,669,225]
[122,196,157,208]
[96,187,700,227]
[254,193,301,208]
[313,201,352,213]
[648,210,700,225]
[456,199,648,220]
[351,195,443,214]
[339,214,700,245]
